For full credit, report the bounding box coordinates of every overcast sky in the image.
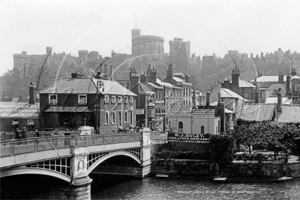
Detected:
[1,0,300,75]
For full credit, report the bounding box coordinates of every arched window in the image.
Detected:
[178,121,183,129]
[201,126,205,134]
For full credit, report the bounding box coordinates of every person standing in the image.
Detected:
[35,129,40,137]
[21,127,28,144]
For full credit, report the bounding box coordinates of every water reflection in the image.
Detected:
[91,176,300,200]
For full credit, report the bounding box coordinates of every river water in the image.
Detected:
[91,176,300,200]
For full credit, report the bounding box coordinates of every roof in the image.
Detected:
[251,75,287,83]
[0,102,39,119]
[239,79,255,88]
[39,78,136,96]
[291,75,300,80]
[39,78,97,94]
[92,79,137,96]
[146,82,164,89]
[221,88,245,99]
[45,106,91,112]
[139,82,154,94]
[277,105,300,123]
[236,103,276,121]
[265,97,293,105]
[173,77,192,86]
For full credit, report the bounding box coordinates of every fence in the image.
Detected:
[0,133,141,158]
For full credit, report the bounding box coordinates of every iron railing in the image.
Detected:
[0,133,141,158]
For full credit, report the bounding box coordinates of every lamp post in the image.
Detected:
[94,79,104,134]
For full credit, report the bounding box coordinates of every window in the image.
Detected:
[201,126,205,134]
[49,94,57,105]
[78,94,87,105]
[104,95,109,103]
[111,111,116,124]
[178,121,183,128]
[124,111,128,123]
[259,91,262,99]
[124,96,128,103]
[111,96,116,103]
[12,119,19,125]
[178,121,183,133]
[118,110,122,126]
[130,110,133,125]
[129,96,134,104]
[28,119,34,125]
[118,96,123,103]
[105,111,109,125]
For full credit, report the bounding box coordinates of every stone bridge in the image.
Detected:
[0,128,152,200]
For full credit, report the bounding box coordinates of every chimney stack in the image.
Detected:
[206,90,211,108]
[277,88,282,112]
[29,82,36,105]
[278,73,284,84]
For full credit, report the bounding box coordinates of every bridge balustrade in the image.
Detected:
[0,133,141,158]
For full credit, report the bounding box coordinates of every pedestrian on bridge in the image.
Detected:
[35,129,40,137]
[21,127,27,144]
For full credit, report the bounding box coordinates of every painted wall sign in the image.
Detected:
[168,133,209,143]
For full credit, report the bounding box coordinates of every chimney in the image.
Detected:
[286,73,291,95]
[278,73,284,84]
[223,78,230,89]
[29,82,36,105]
[109,65,113,80]
[140,74,147,83]
[104,64,108,75]
[254,91,259,103]
[206,90,211,108]
[277,88,282,112]
[291,67,297,76]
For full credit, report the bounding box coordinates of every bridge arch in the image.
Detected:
[0,168,71,183]
[87,151,141,174]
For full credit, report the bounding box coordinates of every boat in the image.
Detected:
[156,174,169,178]
[213,177,227,182]
[276,176,293,182]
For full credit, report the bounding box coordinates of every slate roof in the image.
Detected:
[277,105,300,123]
[139,82,154,94]
[236,103,276,121]
[173,77,192,86]
[92,79,137,96]
[0,102,39,119]
[221,88,245,99]
[39,78,136,96]
[251,76,287,83]
[265,97,293,105]
[39,78,97,94]
[239,79,255,88]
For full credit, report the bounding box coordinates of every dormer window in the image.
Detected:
[49,94,57,105]
[104,95,109,103]
[118,96,123,103]
[78,94,87,105]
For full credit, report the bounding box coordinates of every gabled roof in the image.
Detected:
[39,78,136,96]
[139,82,154,94]
[221,88,245,99]
[39,78,97,94]
[236,103,276,121]
[277,105,300,123]
[239,79,255,88]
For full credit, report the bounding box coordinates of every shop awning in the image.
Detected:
[0,102,39,119]
[45,106,92,113]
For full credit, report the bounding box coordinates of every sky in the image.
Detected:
[0,0,300,75]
